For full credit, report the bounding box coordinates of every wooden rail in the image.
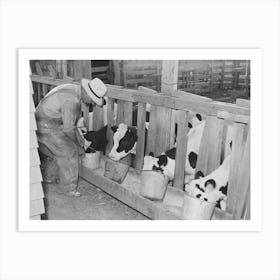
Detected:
[31,74,250,118]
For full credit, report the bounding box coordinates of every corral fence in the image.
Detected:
[114,60,250,96]
[30,60,250,107]
[31,60,250,220]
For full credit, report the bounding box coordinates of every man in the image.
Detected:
[35,77,107,196]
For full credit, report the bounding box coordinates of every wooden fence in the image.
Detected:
[113,60,250,97]
[31,72,250,220]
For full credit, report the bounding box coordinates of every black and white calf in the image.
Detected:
[143,119,206,183]
[108,123,139,161]
[184,154,231,210]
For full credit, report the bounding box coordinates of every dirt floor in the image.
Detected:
[42,179,148,220]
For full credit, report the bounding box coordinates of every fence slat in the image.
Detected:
[233,129,250,219]
[173,110,189,189]
[106,98,115,155]
[206,116,224,174]
[226,123,247,214]
[135,103,146,170]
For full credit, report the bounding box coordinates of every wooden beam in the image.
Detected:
[30,75,251,117]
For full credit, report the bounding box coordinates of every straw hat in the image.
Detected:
[81,77,107,106]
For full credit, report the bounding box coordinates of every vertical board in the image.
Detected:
[233,129,250,219]
[73,60,92,80]
[173,110,189,189]
[81,102,89,130]
[116,99,133,165]
[135,102,147,170]
[116,100,133,126]
[148,60,178,155]
[113,60,121,85]
[226,123,247,214]
[106,98,115,155]
[206,116,224,174]
[196,116,224,176]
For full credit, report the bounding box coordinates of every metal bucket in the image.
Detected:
[181,193,216,220]
[140,170,169,201]
[82,152,101,170]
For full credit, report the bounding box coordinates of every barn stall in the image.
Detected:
[30,60,250,220]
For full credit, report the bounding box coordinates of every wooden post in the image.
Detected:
[73,60,104,131]
[113,60,121,85]
[56,60,63,79]
[73,60,92,130]
[155,60,178,155]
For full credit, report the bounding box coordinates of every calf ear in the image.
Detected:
[229,141,233,149]
[149,152,154,157]
[188,122,193,129]
[195,170,204,179]
[111,125,118,133]
[205,179,216,189]
[196,113,202,121]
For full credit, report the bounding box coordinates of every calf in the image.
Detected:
[184,154,231,210]
[108,123,139,161]
[83,125,108,154]
[143,120,206,183]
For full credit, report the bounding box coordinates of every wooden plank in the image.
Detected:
[233,129,250,219]
[48,64,56,78]
[116,100,133,165]
[226,123,246,214]
[91,105,104,131]
[174,90,212,102]
[30,199,45,217]
[35,62,43,75]
[81,103,89,130]
[30,75,251,116]
[73,60,92,80]
[113,60,121,85]
[30,166,42,184]
[135,102,146,170]
[173,110,189,189]
[30,182,44,200]
[106,98,115,155]
[91,66,109,73]
[150,60,178,155]
[56,60,63,79]
[30,148,40,167]
[80,165,179,220]
[206,116,224,174]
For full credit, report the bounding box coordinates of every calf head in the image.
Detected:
[83,125,108,154]
[108,123,138,161]
[143,152,160,171]
[188,113,202,129]
[185,171,227,209]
